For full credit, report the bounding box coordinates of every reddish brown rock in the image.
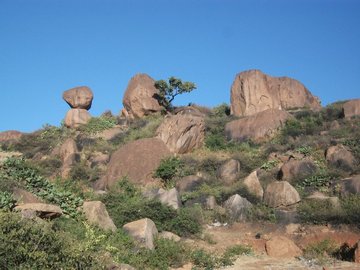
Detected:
[94,138,171,189]
[264,181,300,207]
[278,159,317,182]
[225,109,292,142]
[342,99,360,119]
[63,86,93,110]
[230,69,321,116]
[122,73,163,119]
[156,114,205,154]
[0,130,23,142]
[266,236,302,258]
[325,144,356,171]
[64,109,91,128]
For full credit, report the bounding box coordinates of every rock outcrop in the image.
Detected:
[0,130,23,142]
[123,218,158,250]
[325,144,356,172]
[94,138,171,189]
[230,69,321,116]
[63,86,93,110]
[225,109,292,142]
[264,181,300,207]
[217,159,241,185]
[122,73,163,119]
[156,114,205,154]
[342,99,360,118]
[266,236,302,258]
[82,201,117,232]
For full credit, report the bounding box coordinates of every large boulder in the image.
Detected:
[217,159,241,185]
[264,181,300,207]
[122,73,163,119]
[123,218,158,250]
[82,201,117,232]
[63,86,93,110]
[243,170,264,200]
[223,194,252,221]
[342,99,360,118]
[265,236,302,258]
[0,130,23,142]
[94,138,171,189]
[156,114,205,154]
[278,159,317,182]
[64,109,91,128]
[325,144,356,171]
[230,69,321,116]
[225,109,292,142]
[14,203,62,219]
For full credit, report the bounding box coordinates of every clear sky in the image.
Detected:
[1,0,359,132]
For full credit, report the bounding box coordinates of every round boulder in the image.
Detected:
[63,86,93,110]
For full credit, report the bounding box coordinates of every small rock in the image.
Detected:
[266,236,302,258]
[123,218,158,250]
[217,159,241,185]
[176,175,205,194]
[158,231,181,242]
[223,194,252,221]
[264,181,300,208]
[243,170,264,200]
[82,201,117,232]
[14,203,62,219]
[325,144,356,172]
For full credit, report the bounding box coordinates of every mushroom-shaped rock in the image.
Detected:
[225,109,292,142]
[123,73,163,119]
[156,114,205,154]
[342,99,360,119]
[223,194,252,221]
[14,203,62,219]
[217,159,241,185]
[264,181,300,207]
[278,159,317,182]
[63,86,93,110]
[123,218,158,250]
[94,138,171,189]
[82,201,117,232]
[230,69,321,117]
[64,109,91,128]
[325,145,356,172]
[266,236,302,258]
[243,171,264,200]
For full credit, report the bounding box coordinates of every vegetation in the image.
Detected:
[154,77,196,110]
[154,157,184,187]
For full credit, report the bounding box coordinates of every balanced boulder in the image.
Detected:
[230,69,321,116]
[342,99,360,118]
[225,109,292,142]
[122,73,163,119]
[156,114,205,154]
[64,109,91,128]
[123,218,158,250]
[63,86,93,110]
[94,138,171,189]
[264,181,300,207]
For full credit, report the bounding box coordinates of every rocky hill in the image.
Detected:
[1,70,360,269]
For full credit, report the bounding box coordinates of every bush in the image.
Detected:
[154,157,184,187]
[298,199,341,225]
[0,191,16,211]
[212,103,231,117]
[80,116,117,135]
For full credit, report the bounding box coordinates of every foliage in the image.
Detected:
[297,199,341,225]
[154,76,197,110]
[260,159,279,171]
[154,157,184,187]
[0,191,16,211]
[247,203,277,223]
[1,158,83,217]
[303,239,338,264]
[0,212,99,269]
[80,115,117,135]
[212,103,231,117]
[219,244,253,266]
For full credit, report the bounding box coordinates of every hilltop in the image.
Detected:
[1,70,360,269]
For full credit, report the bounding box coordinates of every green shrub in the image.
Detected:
[341,194,360,224]
[212,103,231,117]
[298,199,341,225]
[220,244,252,266]
[154,157,184,187]
[303,239,337,264]
[80,116,117,134]
[0,191,16,211]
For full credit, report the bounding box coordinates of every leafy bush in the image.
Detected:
[212,103,231,117]
[80,116,117,134]
[154,157,184,187]
[298,199,341,225]
[0,191,16,211]
[303,239,337,264]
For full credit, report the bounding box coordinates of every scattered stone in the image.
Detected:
[225,109,292,142]
[342,99,360,119]
[175,175,206,194]
[217,159,241,185]
[325,144,356,171]
[266,236,303,258]
[94,138,171,189]
[14,203,62,219]
[64,109,92,128]
[12,188,42,204]
[158,231,181,242]
[123,218,158,250]
[156,188,182,210]
[340,175,360,196]
[122,73,163,119]
[230,69,321,117]
[223,194,252,221]
[82,201,117,232]
[264,181,300,207]
[0,130,23,142]
[278,159,317,182]
[63,86,93,110]
[243,170,264,200]
[205,195,217,210]
[156,114,205,154]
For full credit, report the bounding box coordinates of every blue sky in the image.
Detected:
[1,0,359,132]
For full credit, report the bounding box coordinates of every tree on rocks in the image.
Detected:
[154,77,196,111]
